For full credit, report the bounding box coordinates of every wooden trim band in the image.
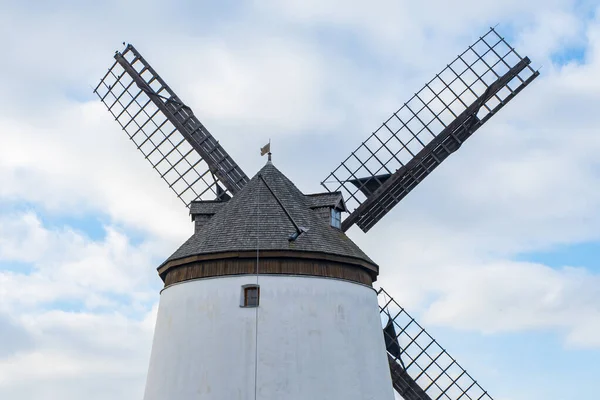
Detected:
[162,257,375,287]
[159,250,378,277]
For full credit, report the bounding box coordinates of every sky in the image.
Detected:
[0,0,599,399]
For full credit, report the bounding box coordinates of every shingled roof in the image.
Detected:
[162,162,376,267]
[306,192,347,211]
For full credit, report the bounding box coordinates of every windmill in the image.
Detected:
[94,27,538,400]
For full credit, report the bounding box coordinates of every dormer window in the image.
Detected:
[307,191,347,228]
[331,208,342,229]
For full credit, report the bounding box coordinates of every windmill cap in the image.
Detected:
[159,162,378,281]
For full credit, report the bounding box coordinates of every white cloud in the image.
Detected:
[421,261,600,346]
[169,37,348,133]
[0,103,191,240]
[0,309,155,399]
[0,211,161,397]
[0,212,167,312]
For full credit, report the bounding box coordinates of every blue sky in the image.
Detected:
[518,241,600,270]
[1,1,600,399]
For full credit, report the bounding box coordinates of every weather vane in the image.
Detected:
[260,139,271,162]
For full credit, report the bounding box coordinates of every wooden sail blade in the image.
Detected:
[379,288,493,400]
[94,44,249,206]
[322,27,539,232]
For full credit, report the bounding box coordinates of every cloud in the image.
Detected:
[0,314,34,358]
[0,102,191,241]
[0,308,155,399]
[0,211,168,312]
[169,37,348,133]
[421,261,600,346]
[0,211,159,397]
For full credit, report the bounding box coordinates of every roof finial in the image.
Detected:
[260,140,272,164]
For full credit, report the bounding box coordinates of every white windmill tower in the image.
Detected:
[94,27,538,400]
[146,161,394,399]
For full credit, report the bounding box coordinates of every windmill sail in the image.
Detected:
[94,44,249,206]
[378,288,493,400]
[322,28,539,232]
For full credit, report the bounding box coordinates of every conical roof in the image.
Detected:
[163,162,376,268]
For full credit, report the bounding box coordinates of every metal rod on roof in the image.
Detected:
[257,174,306,241]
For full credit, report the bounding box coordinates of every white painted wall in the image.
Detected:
[143,275,395,400]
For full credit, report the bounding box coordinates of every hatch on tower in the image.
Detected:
[240,284,260,308]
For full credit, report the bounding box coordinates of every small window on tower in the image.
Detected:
[241,284,260,308]
[331,208,342,229]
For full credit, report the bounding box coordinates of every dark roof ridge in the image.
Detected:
[305,191,342,197]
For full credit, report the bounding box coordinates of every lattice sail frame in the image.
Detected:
[322,28,539,232]
[378,288,492,400]
[94,44,249,206]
